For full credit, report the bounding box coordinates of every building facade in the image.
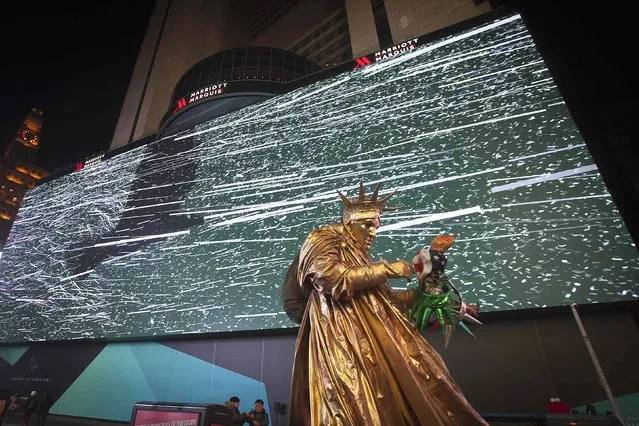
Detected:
[160,46,321,136]
[0,108,48,242]
[110,0,491,150]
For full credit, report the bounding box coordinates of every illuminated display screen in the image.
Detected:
[1,14,637,343]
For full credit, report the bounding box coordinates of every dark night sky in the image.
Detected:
[0,1,155,172]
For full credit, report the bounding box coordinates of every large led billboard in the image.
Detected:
[1,14,637,343]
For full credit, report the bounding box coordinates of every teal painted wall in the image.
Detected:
[50,342,269,422]
[573,392,639,426]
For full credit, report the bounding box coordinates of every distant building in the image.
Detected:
[110,0,491,150]
[0,108,48,243]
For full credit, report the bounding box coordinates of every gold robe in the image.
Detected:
[289,224,487,426]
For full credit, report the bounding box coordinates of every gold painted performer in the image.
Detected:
[282,183,487,426]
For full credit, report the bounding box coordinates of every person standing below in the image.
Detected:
[247,399,269,426]
[23,391,37,426]
[36,391,52,426]
[8,392,20,418]
[224,396,248,426]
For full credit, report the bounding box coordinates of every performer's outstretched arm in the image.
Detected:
[310,256,410,300]
[299,229,410,300]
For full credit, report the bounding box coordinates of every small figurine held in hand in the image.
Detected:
[410,234,482,347]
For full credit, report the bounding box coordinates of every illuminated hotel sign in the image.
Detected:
[353,38,420,70]
[173,82,228,115]
[375,38,419,60]
[189,82,228,103]
[84,153,105,168]
[74,153,105,172]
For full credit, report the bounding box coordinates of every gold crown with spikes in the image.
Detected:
[337,182,397,224]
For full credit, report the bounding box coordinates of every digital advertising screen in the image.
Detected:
[0,13,637,343]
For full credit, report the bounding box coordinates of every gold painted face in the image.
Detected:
[347,217,380,252]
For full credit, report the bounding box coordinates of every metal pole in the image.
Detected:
[570,303,625,425]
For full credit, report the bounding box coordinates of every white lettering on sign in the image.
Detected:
[189,82,228,103]
[374,38,419,62]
